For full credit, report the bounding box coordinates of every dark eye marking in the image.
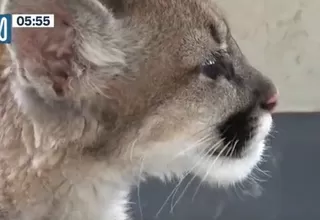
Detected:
[200,51,235,80]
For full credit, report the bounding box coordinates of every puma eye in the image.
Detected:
[200,59,222,80]
[200,55,234,80]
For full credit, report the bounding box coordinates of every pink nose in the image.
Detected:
[261,92,278,112]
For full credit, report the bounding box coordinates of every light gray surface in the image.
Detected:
[215,0,320,112]
[130,113,320,219]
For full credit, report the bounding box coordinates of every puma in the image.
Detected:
[0,0,278,219]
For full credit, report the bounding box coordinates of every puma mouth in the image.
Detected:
[196,114,272,185]
[209,108,272,159]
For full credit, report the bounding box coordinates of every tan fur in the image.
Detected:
[0,0,277,219]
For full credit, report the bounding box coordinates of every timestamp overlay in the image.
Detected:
[0,14,54,44]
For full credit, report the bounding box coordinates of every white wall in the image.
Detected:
[217,0,320,112]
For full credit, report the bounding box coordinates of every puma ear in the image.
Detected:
[13,21,75,97]
[5,0,127,100]
[5,0,76,98]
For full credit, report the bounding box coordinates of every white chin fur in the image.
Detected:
[141,114,272,187]
[191,113,273,186]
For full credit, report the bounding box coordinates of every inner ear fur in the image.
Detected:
[6,0,77,97]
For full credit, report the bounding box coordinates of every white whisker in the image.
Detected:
[129,139,139,161]
[137,156,145,220]
[170,139,225,211]
[191,141,230,201]
[170,135,210,161]
[229,140,239,157]
[155,136,213,217]
[254,166,271,178]
[233,181,245,201]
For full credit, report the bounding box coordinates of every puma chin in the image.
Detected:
[144,106,274,186]
[0,0,277,219]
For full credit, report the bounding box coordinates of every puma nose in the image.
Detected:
[260,91,278,112]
